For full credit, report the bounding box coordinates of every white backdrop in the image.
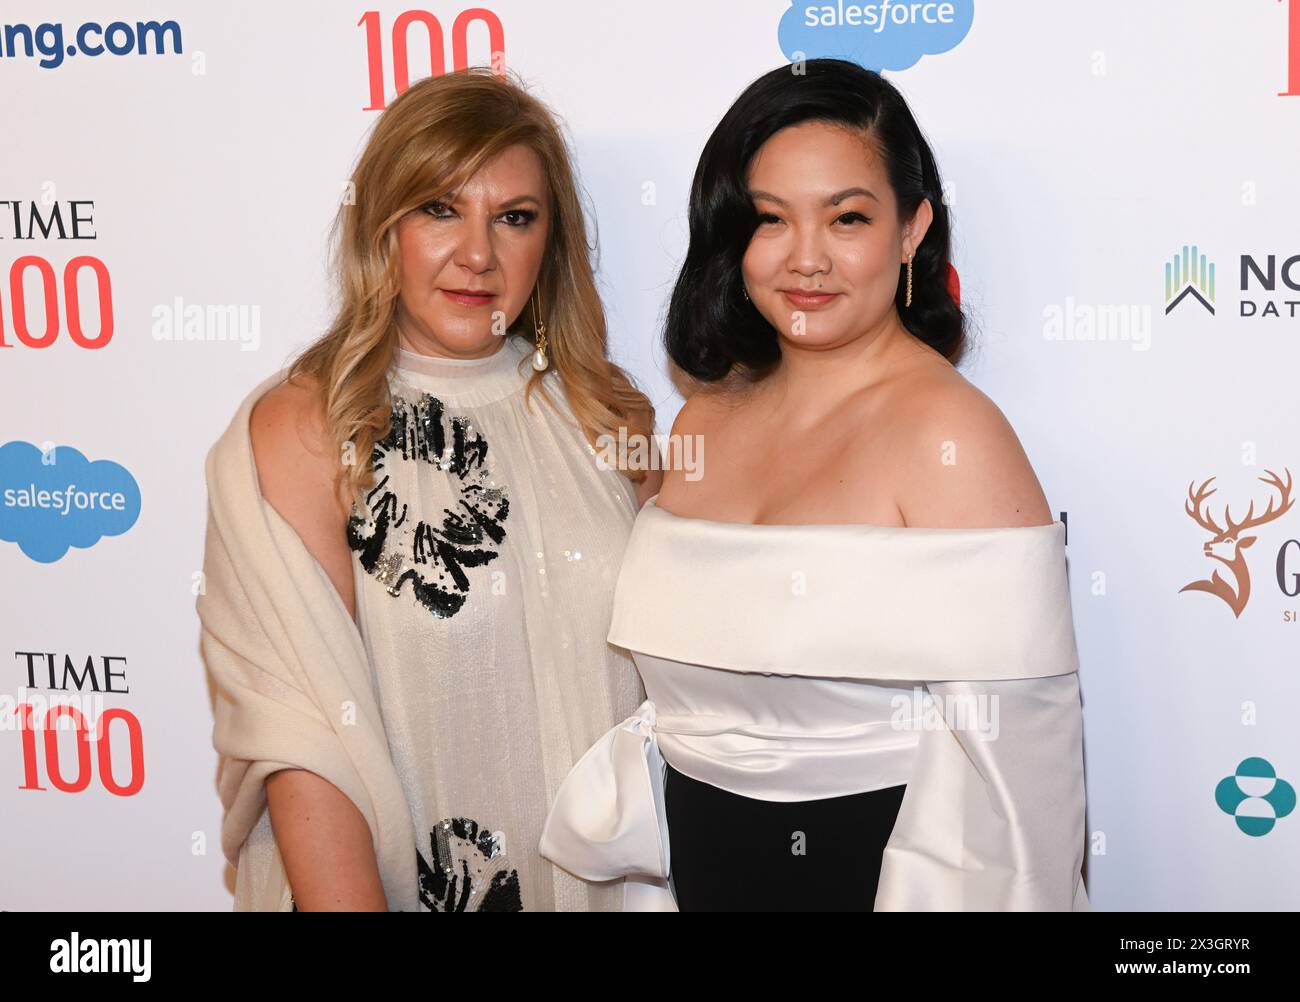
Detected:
[2,0,1297,910]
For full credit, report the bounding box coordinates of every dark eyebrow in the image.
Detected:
[436,192,544,210]
[496,195,544,210]
[829,186,879,205]
[749,187,879,207]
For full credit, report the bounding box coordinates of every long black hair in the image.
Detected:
[665,58,966,383]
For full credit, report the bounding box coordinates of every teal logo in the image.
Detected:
[1215,757,1295,836]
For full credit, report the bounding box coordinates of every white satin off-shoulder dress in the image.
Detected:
[540,495,1090,911]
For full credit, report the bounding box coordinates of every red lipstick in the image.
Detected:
[441,289,497,308]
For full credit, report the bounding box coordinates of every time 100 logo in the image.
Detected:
[358,7,505,111]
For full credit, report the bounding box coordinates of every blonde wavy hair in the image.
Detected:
[290,66,655,507]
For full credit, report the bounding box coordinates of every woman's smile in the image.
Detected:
[780,288,842,310]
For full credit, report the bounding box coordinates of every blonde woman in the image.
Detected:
[198,68,660,911]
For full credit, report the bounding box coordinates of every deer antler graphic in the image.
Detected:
[1180,468,1294,618]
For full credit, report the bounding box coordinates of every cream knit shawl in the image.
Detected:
[197,371,418,911]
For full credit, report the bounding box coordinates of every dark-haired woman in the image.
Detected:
[541,59,1088,911]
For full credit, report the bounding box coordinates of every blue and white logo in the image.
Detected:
[0,441,141,563]
[779,1,975,72]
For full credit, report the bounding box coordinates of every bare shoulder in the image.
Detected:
[249,372,357,616]
[889,368,1053,529]
[666,375,753,444]
[249,373,338,495]
[654,381,743,508]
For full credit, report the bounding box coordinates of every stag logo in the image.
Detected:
[1180,467,1295,617]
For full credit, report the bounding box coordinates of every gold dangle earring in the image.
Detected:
[903,229,914,309]
[530,285,549,372]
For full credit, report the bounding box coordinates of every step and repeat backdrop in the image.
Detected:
[1,1,1297,910]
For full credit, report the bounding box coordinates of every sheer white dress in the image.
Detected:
[346,333,645,911]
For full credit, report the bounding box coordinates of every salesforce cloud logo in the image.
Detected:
[0,442,141,563]
[779,0,974,72]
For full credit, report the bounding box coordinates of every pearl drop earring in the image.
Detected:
[530,286,548,372]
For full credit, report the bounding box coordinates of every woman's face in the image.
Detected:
[394,143,550,359]
[741,121,931,351]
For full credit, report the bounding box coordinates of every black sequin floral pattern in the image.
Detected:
[348,385,510,618]
[416,817,523,912]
